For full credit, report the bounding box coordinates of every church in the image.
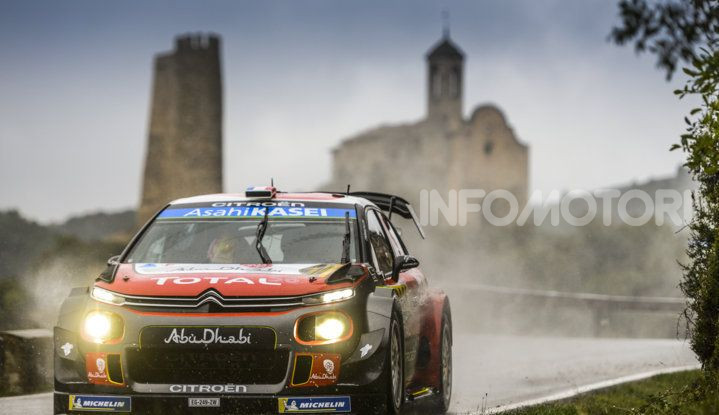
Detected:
[328,33,529,213]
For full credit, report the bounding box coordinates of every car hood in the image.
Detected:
[95,263,360,297]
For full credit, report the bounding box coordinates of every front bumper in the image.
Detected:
[54,301,391,414]
[53,392,386,414]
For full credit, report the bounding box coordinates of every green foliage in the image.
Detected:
[0,208,132,281]
[0,209,128,329]
[635,372,719,414]
[0,278,34,331]
[505,370,719,415]
[23,234,126,328]
[0,210,56,278]
[612,0,719,371]
[610,0,719,79]
[675,47,719,370]
[54,209,136,242]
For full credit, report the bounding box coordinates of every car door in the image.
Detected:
[365,208,423,383]
[378,212,427,379]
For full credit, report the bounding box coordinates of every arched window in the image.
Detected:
[452,66,461,98]
[441,72,449,98]
[448,72,457,98]
[484,140,494,155]
[431,66,442,99]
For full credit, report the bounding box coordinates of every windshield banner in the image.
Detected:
[158,206,357,220]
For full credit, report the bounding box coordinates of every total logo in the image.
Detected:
[152,276,281,286]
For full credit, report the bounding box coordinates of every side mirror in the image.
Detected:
[98,255,121,283]
[391,255,419,282]
[107,255,121,266]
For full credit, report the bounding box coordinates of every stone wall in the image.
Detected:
[0,329,53,395]
[449,105,529,205]
[329,105,529,226]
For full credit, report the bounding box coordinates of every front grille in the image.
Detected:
[290,355,313,386]
[126,348,290,384]
[122,289,306,313]
[107,354,124,384]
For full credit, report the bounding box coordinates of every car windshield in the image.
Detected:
[126,203,359,264]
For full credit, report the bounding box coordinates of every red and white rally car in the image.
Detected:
[54,188,452,414]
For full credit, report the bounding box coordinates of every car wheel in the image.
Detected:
[429,308,452,413]
[386,310,404,414]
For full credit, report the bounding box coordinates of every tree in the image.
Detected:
[612,0,719,371]
[611,0,719,79]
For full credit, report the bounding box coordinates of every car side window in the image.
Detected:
[366,210,394,275]
[380,214,407,257]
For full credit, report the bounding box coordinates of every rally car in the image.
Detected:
[54,187,452,414]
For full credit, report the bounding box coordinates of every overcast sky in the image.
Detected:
[0,0,694,223]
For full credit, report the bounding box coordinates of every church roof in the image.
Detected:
[426,36,464,60]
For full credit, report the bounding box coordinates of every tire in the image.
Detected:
[429,308,452,413]
[385,310,404,414]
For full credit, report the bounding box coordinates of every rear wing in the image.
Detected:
[349,192,426,239]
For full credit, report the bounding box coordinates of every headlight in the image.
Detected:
[91,286,126,306]
[315,315,346,340]
[295,311,353,345]
[82,311,124,344]
[302,288,354,305]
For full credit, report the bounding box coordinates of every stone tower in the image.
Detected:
[426,34,464,128]
[137,34,223,225]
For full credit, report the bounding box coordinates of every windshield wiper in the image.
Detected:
[255,206,272,264]
[340,211,351,264]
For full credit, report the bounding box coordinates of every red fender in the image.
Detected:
[410,289,450,389]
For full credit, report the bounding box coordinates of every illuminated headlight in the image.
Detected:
[82,311,124,344]
[303,288,354,305]
[295,311,353,345]
[91,287,126,306]
[315,315,346,340]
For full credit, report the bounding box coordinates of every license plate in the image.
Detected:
[189,397,220,407]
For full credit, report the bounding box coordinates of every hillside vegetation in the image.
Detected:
[0,210,131,330]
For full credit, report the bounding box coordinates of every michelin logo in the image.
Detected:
[278,396,351,413]
[69,395,131,412]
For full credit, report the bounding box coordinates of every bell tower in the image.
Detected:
[426,31,464,126]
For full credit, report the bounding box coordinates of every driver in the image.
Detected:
[207,229,242,264]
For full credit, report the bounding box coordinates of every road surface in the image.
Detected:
[444,334,697,414]
[0,334,698,414]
